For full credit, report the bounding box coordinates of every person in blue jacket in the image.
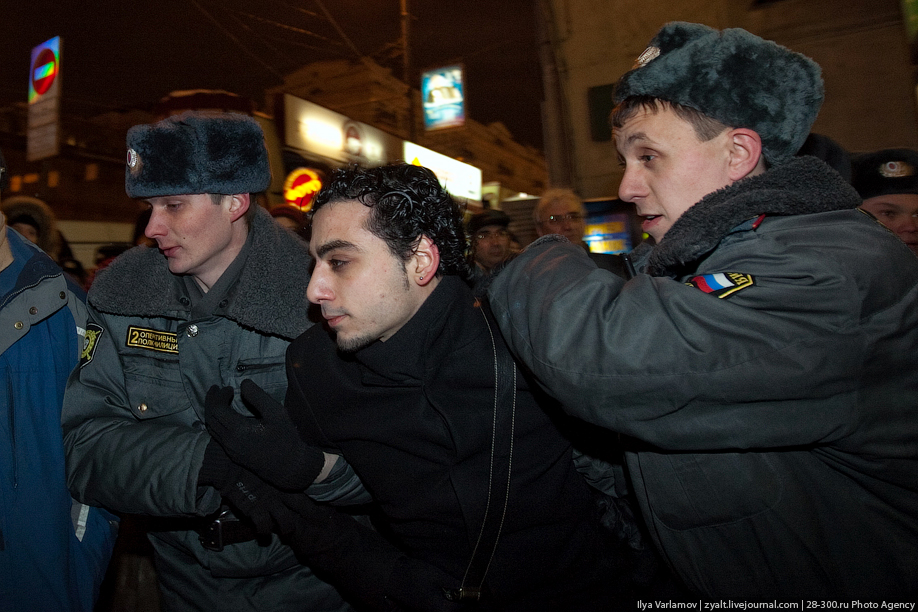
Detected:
[0,147,117,611]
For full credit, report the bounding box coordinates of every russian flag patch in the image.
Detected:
[686,272,755,298]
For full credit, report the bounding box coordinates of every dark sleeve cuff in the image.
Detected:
[197,439,235,487]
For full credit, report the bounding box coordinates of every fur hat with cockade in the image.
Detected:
[614,22,824,166]
[125,111,271,198]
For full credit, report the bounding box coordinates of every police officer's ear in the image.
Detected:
[727,128,766,182]
[412,235,440,287]
[226,193,251,223]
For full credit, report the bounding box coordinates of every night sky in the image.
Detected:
[0,0,545,149]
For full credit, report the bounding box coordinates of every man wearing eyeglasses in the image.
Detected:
[466,209,516,292]
[535,188,627,277]
[534,189,588,245]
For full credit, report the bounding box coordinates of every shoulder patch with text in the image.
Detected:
[126,326,179,354]
[80,323,105,368]
[686,272,755,299]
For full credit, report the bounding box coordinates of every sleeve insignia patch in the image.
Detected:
[126,326,179,354]
[686,272,755,298]
[80,323,104,368]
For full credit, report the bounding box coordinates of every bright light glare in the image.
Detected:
[302,119,341,149]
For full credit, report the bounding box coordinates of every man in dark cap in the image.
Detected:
[852,147,918,254]
[61,112,361,612]
[489,22,918,600]
[467,208,515,283]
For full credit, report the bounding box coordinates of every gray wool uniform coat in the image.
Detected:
[488,157,918,600]
[62,207,363,612]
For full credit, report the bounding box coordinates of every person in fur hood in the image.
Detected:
[61,111,362,612]
[488,22,918,600]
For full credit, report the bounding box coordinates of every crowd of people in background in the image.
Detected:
[2,19,917,612]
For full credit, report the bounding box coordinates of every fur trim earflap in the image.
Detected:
[851,148,918,200]
[615,22,824,166]
[125,111,271,198]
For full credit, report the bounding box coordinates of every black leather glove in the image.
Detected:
[198,438,282,536]
[204,381,325,491]
[271,494,467,612]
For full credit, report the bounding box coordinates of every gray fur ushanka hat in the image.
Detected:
[614,22,824,166]
[125,111,271,198]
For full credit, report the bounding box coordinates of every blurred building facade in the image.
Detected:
[1,54,550,266]
[268,58,549,198]
[538,0,918,199]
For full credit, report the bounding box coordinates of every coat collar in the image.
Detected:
[646,156,862,277]
[88,206,314,339]
[353,276,476,382]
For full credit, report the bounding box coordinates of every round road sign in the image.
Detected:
[31,47,58,96]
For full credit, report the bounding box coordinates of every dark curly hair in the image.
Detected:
[310,163,470,278]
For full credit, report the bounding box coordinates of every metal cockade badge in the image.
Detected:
[127,148,144,176]
[879,160,916,179]
[633,46,661,69]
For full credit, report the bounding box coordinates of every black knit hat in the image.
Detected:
[851,148,918,200]
[615,22,824,166]
[468,209,510,235]
[125,111,271,198]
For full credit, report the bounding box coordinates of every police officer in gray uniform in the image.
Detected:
[62,112,364,611]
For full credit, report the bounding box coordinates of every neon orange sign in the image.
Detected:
[283,168,323,211]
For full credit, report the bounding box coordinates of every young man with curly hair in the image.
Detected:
[205,163,630,611]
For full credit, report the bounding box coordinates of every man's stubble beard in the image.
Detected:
[335,262,412,354]
[336,332,376,354]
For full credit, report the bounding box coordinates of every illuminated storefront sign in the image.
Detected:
[584,214,632,254]
[404,141,481,201]
[421,65,465,131]
[283,94,400,166]
[283,167,323,210]
[282,94,480,201]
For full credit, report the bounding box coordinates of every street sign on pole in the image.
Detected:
[27,36,62,162]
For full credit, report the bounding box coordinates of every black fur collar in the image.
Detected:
[88,206,313,340]
[646,156,862,277]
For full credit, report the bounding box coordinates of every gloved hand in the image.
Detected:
[204,381,325,491]
[270,494,467,612]
[219,467,283,536]
[197,437,282,536]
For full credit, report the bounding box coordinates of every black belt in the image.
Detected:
[195,507,260,552]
